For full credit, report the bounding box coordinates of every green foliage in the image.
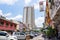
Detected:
[41,26,56,37]
[41,28,44,32]
[33,30,40,32]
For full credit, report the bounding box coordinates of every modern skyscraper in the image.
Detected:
[23,6,35,30]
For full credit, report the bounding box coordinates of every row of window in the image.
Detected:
[0,21,16,27]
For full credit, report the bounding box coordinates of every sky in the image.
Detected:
[0,0,46,27]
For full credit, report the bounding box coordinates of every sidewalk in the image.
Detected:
[30,34,58,40]
[30,34,44,40]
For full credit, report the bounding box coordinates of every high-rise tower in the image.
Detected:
[23,6,35,30]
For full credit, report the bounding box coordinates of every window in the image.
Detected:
[0,21,4,26]
[14,32,20,35]
[20,32,24,35]
[14,25,16,28]
[10,24,13,27]
[0,32,7,36]
[6,23,9,26]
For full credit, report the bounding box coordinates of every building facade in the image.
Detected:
[49,0,60,19]
[49,0,60,36]
[10,20,27,32]
[23,6,35,30]
[0,16,17,32]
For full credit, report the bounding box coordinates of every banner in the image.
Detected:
[45,0,51,26]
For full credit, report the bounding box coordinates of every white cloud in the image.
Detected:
[4,13,12,17]
[0,10,3,15]
[24,0,32,6]
[35,17,45,27]
[0,10,12,17]
[0,10,22,21]
[24,0,46,10]
[0,0,18,5]
[8,15,22,20]
[6,14,22,22]
[39,0,46,2]
[34,3,39,10]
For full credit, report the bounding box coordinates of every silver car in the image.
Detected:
[13,32,26,40]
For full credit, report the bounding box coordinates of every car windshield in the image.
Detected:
[13,32,25,35]
[14,32,20,35]
[0,32,7,36]
[20,32,25,35]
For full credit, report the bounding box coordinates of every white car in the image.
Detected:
[13,32,26,40]
[8,34,17,40]
[0,31,8,40]
[0,31,17,40]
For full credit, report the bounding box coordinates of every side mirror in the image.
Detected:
[6,35,9,37]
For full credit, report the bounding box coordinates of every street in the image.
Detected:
[0,0,60,40]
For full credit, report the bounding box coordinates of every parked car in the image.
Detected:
[8,34,17,40]
[13,32,26,40]
[34,32,40,37]
[29,32,36,39]
[0,31,17,40]
[0,31,9,40]
[29,32,40,38]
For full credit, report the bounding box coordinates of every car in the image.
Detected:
[8,34,17,40]
[0,31,9,40]
[13,32,26,40]
[29,32,35,39]
[34,33,38,37]
[0,31,17,40]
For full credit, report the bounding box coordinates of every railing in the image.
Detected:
[50,0,60,19]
